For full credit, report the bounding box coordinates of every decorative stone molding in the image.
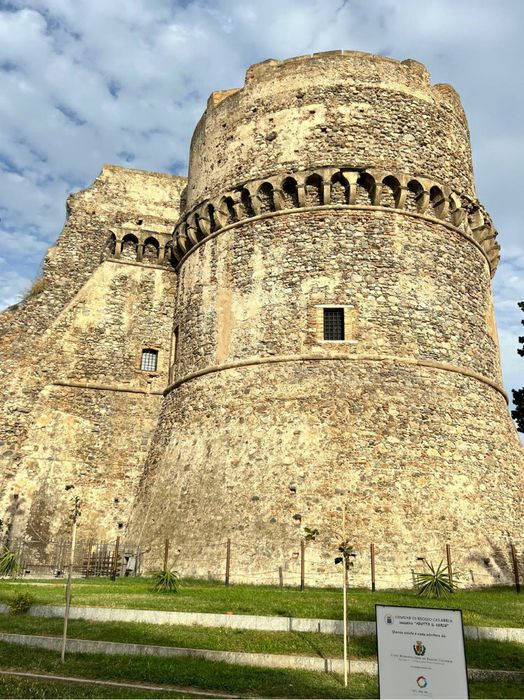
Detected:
[172,167,500,275]
[163,352,508,403]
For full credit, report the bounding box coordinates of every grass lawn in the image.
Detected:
[0,577,522,628]
[0,614,522,672]
[0,642,521,699]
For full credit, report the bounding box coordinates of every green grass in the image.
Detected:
[0,642,520,699]
[468,680,524,699]
[0,675,189,698]
[0,641,378,698]
[0,613,376,659]
[0,614,521,672]
[1,679,523,700]
[0,577,522,628]
[465,639,524,672]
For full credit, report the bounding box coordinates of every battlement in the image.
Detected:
[70,164,187,224]
[202,52,463,121]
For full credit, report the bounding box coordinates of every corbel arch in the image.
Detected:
[280,176,300,209]
[142,236,160,262]
[304,173,324,207]
[330,171,350,205]
[256,181,276,214]
[382,175,402,209]
[121,233,139,261]
[355,171,376,206]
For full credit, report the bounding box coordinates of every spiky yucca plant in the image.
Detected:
[0,548,19,577]
[151,569,179,593]
[414,560,459,598]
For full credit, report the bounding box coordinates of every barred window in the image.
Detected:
[141,349,158,372]
[323,308,344,340]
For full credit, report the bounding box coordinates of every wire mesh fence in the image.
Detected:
[2,536,521,592]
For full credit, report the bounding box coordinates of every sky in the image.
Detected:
[0,0,522,415]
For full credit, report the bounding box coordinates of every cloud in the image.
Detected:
[0,262,32,309]
[0,0,522,418]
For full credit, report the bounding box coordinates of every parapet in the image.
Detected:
[186,50,474,210]
[245,51,431,92]
[173,164,499,276]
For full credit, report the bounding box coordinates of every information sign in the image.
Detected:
[376,604,468,699]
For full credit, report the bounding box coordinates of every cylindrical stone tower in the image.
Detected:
[130,51,523,586]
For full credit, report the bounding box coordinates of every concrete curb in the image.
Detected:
[1,603,522,643]
[0,632,521,683]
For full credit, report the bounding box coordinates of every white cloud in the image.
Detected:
[0,0,522,412]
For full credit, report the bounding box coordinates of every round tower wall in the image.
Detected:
[128,52,523,585]
[134,359,522,587]
[186,52,475,208]
[174,210,501,388]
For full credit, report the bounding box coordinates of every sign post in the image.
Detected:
[376,605,468,699]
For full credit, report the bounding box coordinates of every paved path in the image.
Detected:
[0,667,240,697]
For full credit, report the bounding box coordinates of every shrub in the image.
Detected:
[8,592,35,615]
[26,276,48,299]
[0,548,19,577]
[414,560,459,598]
[151,569,179,593]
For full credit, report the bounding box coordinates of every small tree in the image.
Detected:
[61,486,81,663]
[512,302,524,432]
[304,527,319,544]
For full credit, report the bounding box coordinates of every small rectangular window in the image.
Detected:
[141,349,158,372]
[323,308,344,340]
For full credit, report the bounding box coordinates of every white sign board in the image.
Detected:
[376,605,468,699]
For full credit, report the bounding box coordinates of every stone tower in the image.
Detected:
[128,51,523,585]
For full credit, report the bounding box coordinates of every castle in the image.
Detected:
[1,51,523,586]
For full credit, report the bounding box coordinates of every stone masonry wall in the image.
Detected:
[0,165,186,542]
[172,210,501,385]
[130,363,522,587]
[2,50,522,584]
[131,209,523,585]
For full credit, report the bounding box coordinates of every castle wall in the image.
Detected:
[173,210,501,384]
[0,166,185,542]
[131,365,521,587]
[2,51,522,585]
[131,208,522,585]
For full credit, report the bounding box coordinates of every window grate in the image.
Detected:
[141,349,158,372]
[323,308,344,340]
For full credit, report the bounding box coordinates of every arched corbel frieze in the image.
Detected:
[171,165,500,275]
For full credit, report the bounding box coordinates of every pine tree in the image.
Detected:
[511,301,524,432]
